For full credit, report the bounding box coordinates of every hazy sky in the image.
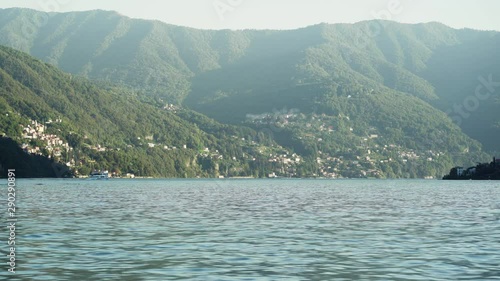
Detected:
[0,0,499,31]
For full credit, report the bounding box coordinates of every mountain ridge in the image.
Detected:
[0,44,300,178]
[1,9,498,177]
[3,7,499,32]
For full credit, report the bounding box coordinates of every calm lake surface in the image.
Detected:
[1,179,499,280]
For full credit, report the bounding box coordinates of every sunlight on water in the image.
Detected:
[1,179,499,280]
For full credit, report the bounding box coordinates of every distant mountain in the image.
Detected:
[0,45,294,178]
[0,8,498,177]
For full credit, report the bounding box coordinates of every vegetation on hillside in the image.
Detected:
[0,9,498,178]
[0,46,301,178]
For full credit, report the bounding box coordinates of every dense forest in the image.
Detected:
[0,8,498,178]
[0,46,298,178]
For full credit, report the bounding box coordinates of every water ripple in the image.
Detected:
[1,179,499,280]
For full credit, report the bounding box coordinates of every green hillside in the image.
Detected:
[0,8,498,154]
[0,8,498,177]
[0,45,297,178]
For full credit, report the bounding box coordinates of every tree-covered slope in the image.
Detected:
[0,8,498,176]
[0,8,261,103]
[0,45,296,178]
[0,9,497,108]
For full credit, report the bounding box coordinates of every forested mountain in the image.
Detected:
[0,8,498,178]
[0,45,295,178]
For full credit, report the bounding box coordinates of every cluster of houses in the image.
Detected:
[21,119,72,160]
[163,104,180,112]
[266,153,302,176]
[246,108,301,126]
[314,146,443,178]
[16,115,450,178]
[245,110,448,178]
[137,135,189,150]
[199,147,225,160]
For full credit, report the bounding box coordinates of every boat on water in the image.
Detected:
[89,170,109,180]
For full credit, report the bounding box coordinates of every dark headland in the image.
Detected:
[444,157,500,180]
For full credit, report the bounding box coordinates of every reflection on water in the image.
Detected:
[1,179,500,280]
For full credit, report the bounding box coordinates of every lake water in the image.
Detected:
[1,179,499,280]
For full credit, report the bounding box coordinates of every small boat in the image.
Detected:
[89,170,109,180]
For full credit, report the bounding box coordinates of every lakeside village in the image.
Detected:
[444,157,500,180]
[19,111,447,179]
[18,118,302,178]
[246,110,446,179]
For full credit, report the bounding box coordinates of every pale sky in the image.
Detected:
[0,0,499,31]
